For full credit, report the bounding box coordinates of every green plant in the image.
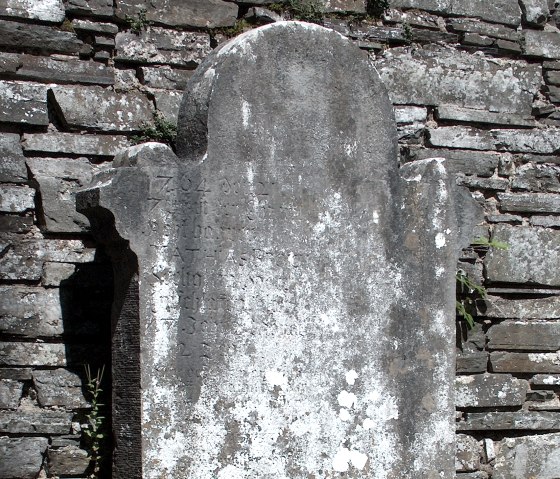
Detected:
[217,19,251,38]
[126,8,150,34]
[402,22,413,43]
[60,18,75,33]
[83,365,106,479]
[366,0,389,17]
[132,111,177,147]
[472,237,509,250]
[287,0,324,24]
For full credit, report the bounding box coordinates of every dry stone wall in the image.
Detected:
[0,0,559,478]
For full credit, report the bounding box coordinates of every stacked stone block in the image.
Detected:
[0,0,558,477]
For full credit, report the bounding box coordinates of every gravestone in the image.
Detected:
[78,21,468,479]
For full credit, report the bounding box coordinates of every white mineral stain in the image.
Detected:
[435,232,446,248]
[332,447,368,472]
[372,210,379,224]
[242,100,251,128]
[362,418,374,430]
[339,408,352,421]
[337,390,357,408]
[265,369,288,389]
[345,369,359,385]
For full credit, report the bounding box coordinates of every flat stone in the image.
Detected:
[0,0,65,22]
[437,105,535,127]
[511,164,560,192]
[22,133,129,156]
[458,411,560,431]
[455,374,529,408]
[487,213,523,223]
[406,148,499,176]
[394,106,427,124]
[0,133,27,183]
[383,8,442,30]
[48,446,90,476]
[16,54,114,85]
[0,409,72,434]
[488,321,560,351]
[491,352,560,373]
[482,295,560,319]
[33,369,88,409]
[461,33,494,47]
[71,19,119,35]
[324,0,365,12]
[496,39,522,53]
[0,368,31,380]
[0,20,92,56]
[486,225,560,286]
[493,128,560,154]
[0,437,48,479]
[458,176,509,191]
[152,89,182,122]
[545,70,560,85]
[65,0,113,17]
[0,186,34,212]
[532,215,560,226]
[0,379,22,409]
[140,66,193,90]
[525,30,560,59]
[375,47,540,115]
[499,192,560,213]
[458,351,488,373]
[0,81,48,125]
[27,158,98,233]
[429,127,495,151]
[0,342,67,367]
[116,0,237,28]
[115,28,211,67]
[448,19,520,42]
[42,262,76,286]
[532,374,560,386]
[456,473,489,479]
[520,0,551,25]
[456,434,480,472]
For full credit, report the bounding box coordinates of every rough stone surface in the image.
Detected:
[482,295,560,319]
[458,411,560,430]
[520,0,551,25]
[491,352,560,373]
[498,192,560,213]
[456,434,480,472]
[0,409,72,434]
[22,133,129,156]
[437,105,535,127]
[455,374,529,408]
[33,369,88,408]
[42,262,76,286]
[65,0,113,17]
[0,185,34,212]
[50,86,153,131]
[140,66,193,90]
[27,158,99,233]
[0,0,64,22]
[486,225,560,286]
[0,436,48,479]
[0,133,27,183]
[493,433,560,478]
[48,446,90,476]
[493,128,560,154]
[429,127,495,151]
[406,148,499,176]
[152,89,182,122]
[0,378,22,409]
[0,81,48,125]
[79,22,464,479]
[375,46,541,115]
[457,351,489,374]
[116,0,237,28]
[532,374,560,386]
[0,342,67,367]
[524,30,560,59]
[488,321,560,350]
[115,28,211,67]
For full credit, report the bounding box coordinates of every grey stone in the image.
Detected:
[493,128,560,154]
[116,0,237,28]
[0,368,32,380]
[457,176,509,191]
[42,262,76,286]
[394,106,427,124]
[0,186,34,212]
[482,295,560,319]
[22,133,129,156]
[458,411,560,430]
[0,133,26,183]
[461,33,494,47]
[456,473,489,479]
[140,66,193,90]
[0,0,64,22]
[496,39,523,53]
[0,379,22,409]
[94,36,114,48]
[456,434,481,472]
[0,409,72,434]
[0,342,67,367]
[152,89,182,122]
[375,46,540,115]
[383,8,442,30]
[511,164,560,192]
[405,148,499,177]
[79,22,464,479]
[15,54,115,85]
[487,213,523,223]
[546,70,560,84]
[325,0,365,12]
[448,19,520,42]
[48,446,90,476]
[0,81,48,126]
[71,19,119,35]
[488,321,560,350]
[532,215,560,226]
[494,433,560,478]
[27,158,100,233]
[33,369,87,408]
[0,20,92,55]
[486,225,560,286]
[520,0,551,25]
[429,127,495,151]
[115,28,211,66]
[498,192,560,213]
[0,216,33,234]
[50,86,152,132]
[532,374,560,386]
[65,0,113,17]
[491,351,560,373]
[437,105,535,127]
[0,437,48,479]
[455,374,529,408]
[525,29,560,59]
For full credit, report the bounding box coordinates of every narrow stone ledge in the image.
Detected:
[22,133,130,157]
[457,411,560,431]
[490,351,560,373]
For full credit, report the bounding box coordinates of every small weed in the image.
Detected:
[366,0,389,18]
[215,19,251,38]
[83,365,107,479]
[472,237,509,250]
[287,0,324,24]
[131,111,177,148]
[402,22,414,43]
[267,3,286,14]
[126,8,150,34]
[60,18,75,33]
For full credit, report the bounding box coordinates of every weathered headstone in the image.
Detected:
[78,21,467,479]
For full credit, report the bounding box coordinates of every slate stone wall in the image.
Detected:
[0,0,558,478]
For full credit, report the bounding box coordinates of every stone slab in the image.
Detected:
[116,0,237,28]
[0,378,22,409]
[488,321,560,351]
[0,436,48,479]
[456,434,480,472]
[0,185,34,212]
[79,22,463,479]
[455,374,529,408]
[0,81,48,125]
[406,148,499,177]
[65,0,113,17]
[532,374,560,386]
[0,368,32,380]
[429,127,495,151]
[140,66,193,90]
[493,433,560,478]
[457,351,489,374]
[0,133,26,183]
[498,192,560,213]
[0,0,64,22]
[0,342,67,367]
[524,29,560,59]
[448,19,520,42]
[48,446,90,476]
[437,105,535,127]
[486,225,560,286]
[374,46,540,115]
[482,295,560,319]
[491,352,560,373]
[152,89,182,122]
[72,19,119,35]
[22,133,129,156]
[0,409,72,434]
[493,128,560,154]
[520,0,551,25]
[33,369,88,409]
[458,411,560,431]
